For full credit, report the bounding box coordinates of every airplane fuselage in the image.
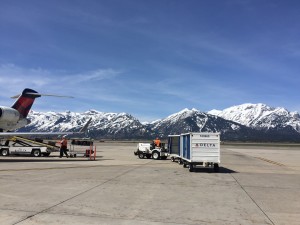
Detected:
[0,106,30,131]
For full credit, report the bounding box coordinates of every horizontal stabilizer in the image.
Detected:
[11,93,74,99]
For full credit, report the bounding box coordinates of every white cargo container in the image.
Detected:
[180,132,220,172]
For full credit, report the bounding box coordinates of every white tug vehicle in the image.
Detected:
[134,142,168,160]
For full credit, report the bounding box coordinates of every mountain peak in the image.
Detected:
[165,108,199,120]
[209,103,300,132]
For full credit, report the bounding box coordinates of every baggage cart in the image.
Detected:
[69,138,96,160]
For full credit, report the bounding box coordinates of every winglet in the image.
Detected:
[79,118,92,133]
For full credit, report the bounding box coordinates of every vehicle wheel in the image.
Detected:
[214,163,219,172]
[32,149,41,157]
[1,148,9,156]
[42,153,50,157]
[178,159,183,164]
[138,152,144,159]
[171,157,175,162]
[152,151,160,160]
[189,164,194,172]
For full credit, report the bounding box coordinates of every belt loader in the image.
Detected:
[0,136,59,157]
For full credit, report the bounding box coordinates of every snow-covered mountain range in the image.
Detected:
[21,110,145,139]
[208,103,300,132]
[18,103,300,142]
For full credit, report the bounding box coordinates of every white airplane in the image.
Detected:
[0,88,91,136]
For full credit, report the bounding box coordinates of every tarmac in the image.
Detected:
[0,142,299,225]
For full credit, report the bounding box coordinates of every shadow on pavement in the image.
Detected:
[191,166,237,174]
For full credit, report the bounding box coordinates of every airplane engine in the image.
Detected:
[0,107,21,122]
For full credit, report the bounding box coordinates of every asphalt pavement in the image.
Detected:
[0,142,299,225]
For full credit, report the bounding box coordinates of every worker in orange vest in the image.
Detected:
[59,135,69,158]
[153,137,161,147]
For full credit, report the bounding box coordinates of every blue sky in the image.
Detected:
[0,0,300,122]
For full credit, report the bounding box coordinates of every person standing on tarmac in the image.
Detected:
[59,136,69,158]
[153,137,161,147]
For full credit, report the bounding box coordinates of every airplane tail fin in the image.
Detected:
[11,88,41,118]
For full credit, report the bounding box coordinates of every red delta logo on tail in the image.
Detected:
[0,88,73,132]
[11,88,41,118]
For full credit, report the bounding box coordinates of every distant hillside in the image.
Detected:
[18,104,300,142]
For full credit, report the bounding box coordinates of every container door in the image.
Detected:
[171,136,180,155]
[167,137,172,153]
[182,135,188,159]
[187,135,191,160]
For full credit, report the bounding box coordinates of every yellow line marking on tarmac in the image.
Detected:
[255,157,285,167]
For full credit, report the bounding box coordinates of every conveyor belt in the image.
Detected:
[8,136,59,149]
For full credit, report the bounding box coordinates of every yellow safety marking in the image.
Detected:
[255,157,285,167]
[9,136,58,149]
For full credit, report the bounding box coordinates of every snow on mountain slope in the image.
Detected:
[17,104,300,141]
[152,108,201,127]
[152,108,207,132]
[208,103,300,132]
[20,110,144,137]
[151,108,251,139]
